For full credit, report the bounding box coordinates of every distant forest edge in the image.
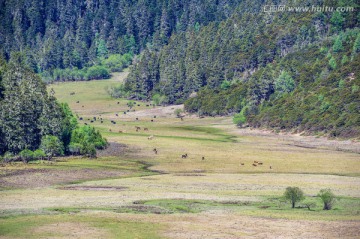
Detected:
[0,55,107,160]
[1,0,359,138]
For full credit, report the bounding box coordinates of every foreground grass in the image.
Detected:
[0,213,163,239]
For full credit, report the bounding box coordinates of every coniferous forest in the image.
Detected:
[0,0,359,151]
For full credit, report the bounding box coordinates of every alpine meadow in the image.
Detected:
[0,0,359,238]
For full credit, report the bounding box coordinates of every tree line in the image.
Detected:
[0,0,239,76]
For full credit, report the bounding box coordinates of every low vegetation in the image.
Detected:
[40,53,133,83]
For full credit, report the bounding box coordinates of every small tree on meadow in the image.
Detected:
[174,108,183,118]
[284,187,305,208]
[127,101,135,109]
[318,189,336,210]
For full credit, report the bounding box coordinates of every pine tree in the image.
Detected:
[0,54,47,152]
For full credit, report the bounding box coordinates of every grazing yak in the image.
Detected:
[148,135,154,140]
[181,154,188,158]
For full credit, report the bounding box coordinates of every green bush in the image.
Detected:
[152,94,166,106]
[233,112,246,126]
[68,143,81,155]
[106,84,129,98]
[19,149,34,162]
[33,149,46,160]
[318,189,336,210]
[70,125,107,158]
[3,151,15,163]
[86,65,110,80]
[40,135,64,159]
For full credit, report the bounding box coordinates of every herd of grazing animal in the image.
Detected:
[240,160,272,169]
[71,98,274,169]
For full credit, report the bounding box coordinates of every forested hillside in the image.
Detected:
[0,0,238,74]
[123,0,359,138]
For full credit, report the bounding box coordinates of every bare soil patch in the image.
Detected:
[0,168,128,189]
[58,185,128,191]
[109,104,184,120]
[96,142,129,157]
[159,213,360,239]
[31,222,110,239]
[232,127,360,154]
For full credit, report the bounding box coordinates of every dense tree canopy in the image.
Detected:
[0,0,239,73]
[0,54,107,159]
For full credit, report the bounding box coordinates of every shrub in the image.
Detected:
[3,151,15,163]
[174,109,183,117]
[318,189,336,210]
[19,149,34,162]
[33,149,46,160]
[127,101,135,109]
[106,84,129,98]
[40,135,64,159]
[152,94,166,106]
[233,112,246,126]
[70,125,107,157]
[80,142,97,158]
[68,143,81,155]
[86,65,110,80]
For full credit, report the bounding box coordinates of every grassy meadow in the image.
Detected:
[0,71,359,238]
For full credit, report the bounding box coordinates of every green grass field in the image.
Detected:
[0,71,359,238]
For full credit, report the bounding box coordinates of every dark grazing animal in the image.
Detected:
[181,154,188,158]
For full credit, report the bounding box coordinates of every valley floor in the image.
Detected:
[1,72,359,238]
